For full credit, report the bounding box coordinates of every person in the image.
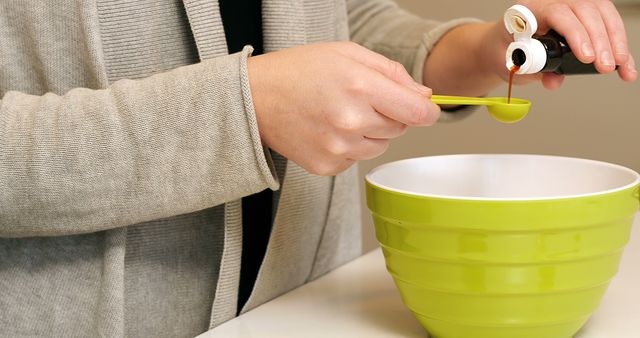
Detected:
[0,0,635,337]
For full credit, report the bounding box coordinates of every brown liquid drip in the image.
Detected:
[507,65,520,104]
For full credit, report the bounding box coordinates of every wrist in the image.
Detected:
[247,55,272,146]
[422,22,509,97]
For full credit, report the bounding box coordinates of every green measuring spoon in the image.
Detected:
[431,95,532,123]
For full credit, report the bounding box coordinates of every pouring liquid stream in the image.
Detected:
[430,63,531,123]
[507,65,520,104]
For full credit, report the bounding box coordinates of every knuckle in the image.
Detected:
[545,3,569,17]
[573,1,598,13]
[597,0,613,7]
[324,137,350,157]
[545,3,565,13]
[345,76,368,96]
[388,60,405,78]
[335,113,364,132]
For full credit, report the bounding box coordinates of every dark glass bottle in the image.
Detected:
[534,30,599,75]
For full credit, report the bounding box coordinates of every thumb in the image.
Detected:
[335,42,431,95]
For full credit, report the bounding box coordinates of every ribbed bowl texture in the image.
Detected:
[366,155,640,338]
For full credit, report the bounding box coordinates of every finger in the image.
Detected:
[597,0,629,65]
[571,2,616,73]
[347,137,390,161]
[336,42,430,95]
[327,105,406,139]
[362,111,408,139]
[364,69,441,126]
[305,153,355,176]
[618,53,638,82]
[541,73,565,90]
[542,3,595,64]
[333,159,356,175]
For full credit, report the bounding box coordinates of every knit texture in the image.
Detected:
[0,0,477,336]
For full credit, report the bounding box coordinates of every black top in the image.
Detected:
[219,0,264,55]
[218,0,270,313]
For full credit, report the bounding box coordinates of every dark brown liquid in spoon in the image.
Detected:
[507,65,520,104]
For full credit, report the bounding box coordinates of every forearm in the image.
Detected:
[423,22,510,97]
[348,0,482,83]
[0,48,278,237]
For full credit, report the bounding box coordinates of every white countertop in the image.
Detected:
[199,214,640,338]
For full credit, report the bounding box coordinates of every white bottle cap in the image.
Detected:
[504,5,547,74]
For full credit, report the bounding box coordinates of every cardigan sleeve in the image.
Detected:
[0,47,279,237]
[347,0,483,121]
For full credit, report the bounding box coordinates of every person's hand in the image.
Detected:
[248,42,440,176]
[516,0,637,88]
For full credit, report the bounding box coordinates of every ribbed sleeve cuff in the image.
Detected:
[238,46,280,191]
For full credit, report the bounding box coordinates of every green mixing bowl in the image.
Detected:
[366,155,640,338]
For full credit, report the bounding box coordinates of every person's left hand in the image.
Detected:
[508,0,637,89]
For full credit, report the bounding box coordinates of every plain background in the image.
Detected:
[359,0,640,251]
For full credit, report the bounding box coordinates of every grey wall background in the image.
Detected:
[360,0,640,251]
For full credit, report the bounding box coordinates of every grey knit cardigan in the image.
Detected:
[0,0,475,337]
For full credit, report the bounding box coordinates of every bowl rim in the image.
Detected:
[365,154,640,201]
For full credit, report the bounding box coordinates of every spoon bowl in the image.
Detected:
[485,97,531,123]
[431,95,532,123]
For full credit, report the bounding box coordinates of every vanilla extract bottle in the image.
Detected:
[512,30,601,75]
[504,5,615,76]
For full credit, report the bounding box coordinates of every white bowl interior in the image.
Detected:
[366,155,639,200]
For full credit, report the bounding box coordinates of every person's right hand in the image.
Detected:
[515,0,637,89]
[248,42,440,176]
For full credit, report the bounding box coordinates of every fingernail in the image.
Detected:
[601,51,615,66]
[417,84,431,95]
[582,42,595,58]
[628,58,637,73]
[615,43,627,56]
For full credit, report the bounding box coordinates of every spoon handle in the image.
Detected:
[431,95,493,106]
